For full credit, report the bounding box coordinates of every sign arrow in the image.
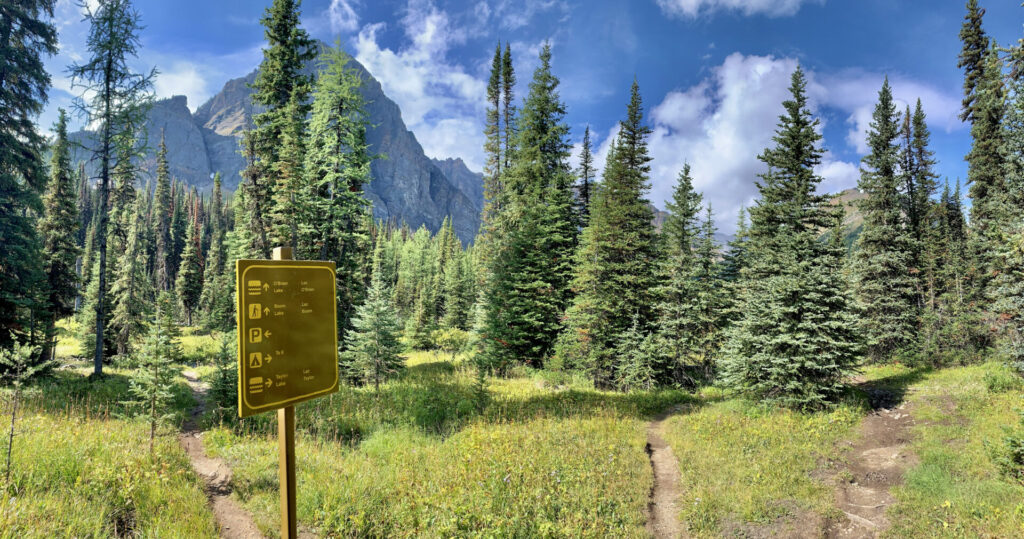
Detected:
[265,330,273,338]
[265,378,273,388]
[262,283,270,292]
[263,307,270,316]
[265,355,273,363]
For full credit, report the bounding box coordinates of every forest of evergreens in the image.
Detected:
[2,0,1023,410]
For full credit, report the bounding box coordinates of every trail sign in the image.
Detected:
[236,257,339,418]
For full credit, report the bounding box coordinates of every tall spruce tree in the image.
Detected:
[240,0,316,257]
[0,0,57,347]
[68,0,155,375]
[720,67,861,409]
[576,125,595,228]
[854,79,920,362]
[109,195,153,355]
[39,109,80,361]
[902,99,939,302]
[175,201,204,326]
[304,43,374,340]
[341,241,404,391]
[654,164,703,381]
[992,43,1024,372]
[481,44,576,369]
[501,42,516,172]
[689,205,728,377]
[558,80,658,388]
[966,45,1007,312]
[153,134,173,290]
[958,0,990,123]
[482,43,503,225]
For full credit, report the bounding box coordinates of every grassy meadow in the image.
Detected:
[2,324,1022,537]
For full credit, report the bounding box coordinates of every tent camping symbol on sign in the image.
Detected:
[249,352,263,368]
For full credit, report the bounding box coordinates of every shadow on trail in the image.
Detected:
[852,367,930,410]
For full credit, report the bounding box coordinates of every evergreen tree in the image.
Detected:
[341,246,404,392]
[405,290,434,351]
[68,0,155,375]
[0,0,57,347]
[614,315,658,392]
[240,0,316,257]
[720,67,862,409]
[655,164,703,379]
[689,206,728,377]
[39,109,80,361]
[992,44,1024,372]
[109,195,153,355]
[958,0,990,123]
[303,43,373,340]
[270,89,306,249]
[576,125,595,228]
[169,182,187,285]
[501,42,516,172]
[558,80,658,388]
[966,45,1007,311]
[153,134,173,291]
[124,293,179,454]
[199,175,232,330]
[76,164,93,250]
[175,201,204,326]
[902,99,939,306]
[482,43,503,223]
[854,78,920,362]
[480,44,575,369]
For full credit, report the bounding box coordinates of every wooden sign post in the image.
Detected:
[236,246,339,538]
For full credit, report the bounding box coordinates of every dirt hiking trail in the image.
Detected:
[645,406,688,539]
[180,369,264,539]
[829,385,918,538]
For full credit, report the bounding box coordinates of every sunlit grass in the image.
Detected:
[201,353,691,537]
[662,387,864,537]
[886,362,1024,538]
[0,369,216,537]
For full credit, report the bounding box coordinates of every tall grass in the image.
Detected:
[0,368,216,537]
[201,351,693,537]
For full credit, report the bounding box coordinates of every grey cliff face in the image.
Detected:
[70,54,484,243]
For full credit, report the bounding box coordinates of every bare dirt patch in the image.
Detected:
[645,406,688,539]
[828,389,918,538]
[180,370,264,539]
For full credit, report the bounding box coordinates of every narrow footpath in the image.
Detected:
[179,370,264,539]
[645,406,687,539]
[829,387,918,538]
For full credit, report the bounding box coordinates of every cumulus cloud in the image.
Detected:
[328,0,360,33]
[578,53,959,234]
[354,1,488,170]
[811,72,962,154]
[153,61,210,109]
[655,0,821,18]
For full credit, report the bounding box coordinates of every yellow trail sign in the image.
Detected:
[236,258,339,418]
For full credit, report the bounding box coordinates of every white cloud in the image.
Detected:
[810,71,962,154]
[354,1,488,170]
[655,0,821,18]
[489,0,570,30]
[153,61,209,110]
[580,53,960,234]
[641,53,807,232]
[328,0,360,33]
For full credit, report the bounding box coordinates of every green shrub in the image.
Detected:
[989,410,1024,485]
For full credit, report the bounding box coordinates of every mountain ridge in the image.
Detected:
[70,51,484,243]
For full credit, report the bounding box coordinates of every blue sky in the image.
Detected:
[41,0,1023,232]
